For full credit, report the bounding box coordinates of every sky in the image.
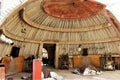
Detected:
[0,0,120,24]
[96,0,120,21]
[0,0,26,24]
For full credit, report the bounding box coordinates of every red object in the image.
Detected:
[33,59,42,80]
[0,64,5,80]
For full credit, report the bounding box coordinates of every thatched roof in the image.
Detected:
[0,0,120,44]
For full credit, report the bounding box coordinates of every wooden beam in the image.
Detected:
[55,43,59,69]
[21,11,110,32]
[2,27,120,44]
[38,43,43,60]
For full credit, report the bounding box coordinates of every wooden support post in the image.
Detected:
[38,43,43,60]
[55,43,59,68]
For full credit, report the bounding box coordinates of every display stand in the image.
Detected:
[0,64,5,80]
[33,59,42,80]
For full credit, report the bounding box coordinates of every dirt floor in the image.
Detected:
[5,68,120,80]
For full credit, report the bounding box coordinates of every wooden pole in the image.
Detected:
[39,43,43,60]
[55,43,59,68]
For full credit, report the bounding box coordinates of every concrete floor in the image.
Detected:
[5,68,120,80]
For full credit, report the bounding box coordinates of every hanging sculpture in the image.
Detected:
[0,30,14,45]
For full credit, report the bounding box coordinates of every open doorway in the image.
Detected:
[10,46,20,58]
[43,44,56,67]
[82,48,88,56]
